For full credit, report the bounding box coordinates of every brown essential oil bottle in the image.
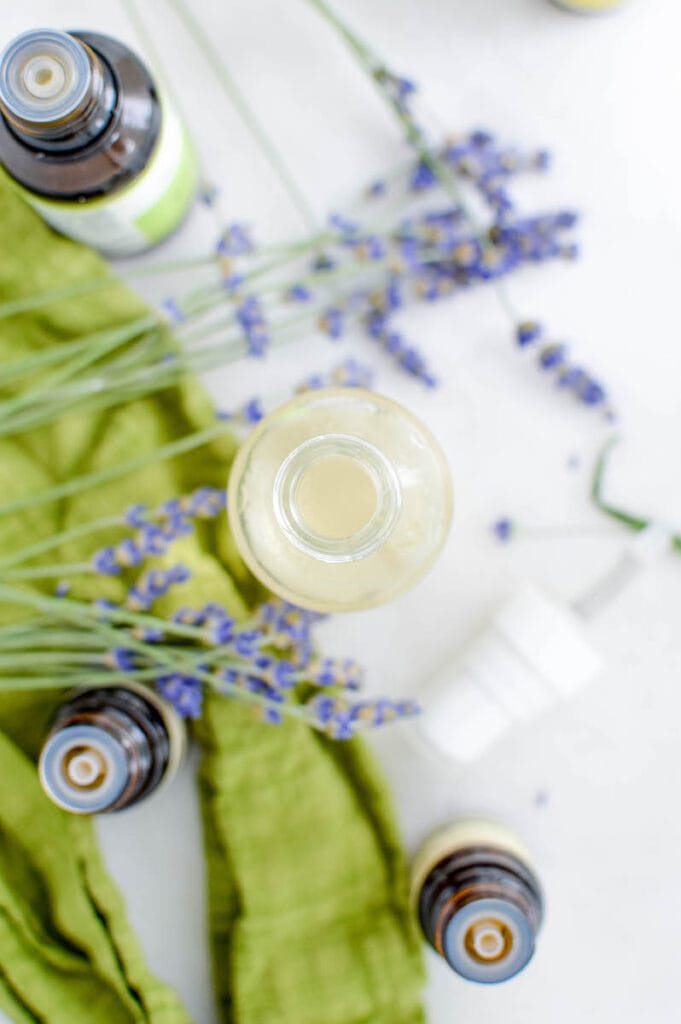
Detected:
[411,818,544,983]
[38,685,186,814]
[0,28,197,255]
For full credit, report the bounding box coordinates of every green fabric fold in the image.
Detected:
[197,699,424,1024]
[0,173,425,1024]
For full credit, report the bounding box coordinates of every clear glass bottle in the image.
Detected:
[38,684,186,814]
[0,28,197,255]
[411,818,544,984]
[228,388,453,612]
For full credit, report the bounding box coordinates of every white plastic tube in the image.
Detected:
[415,583,603,764]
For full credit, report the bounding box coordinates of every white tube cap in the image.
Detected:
[416,583,603,764]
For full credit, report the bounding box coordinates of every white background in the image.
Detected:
[4,1,681,1022]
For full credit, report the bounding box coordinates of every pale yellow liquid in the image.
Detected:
[228,389,452,612]
[295,455,377,540]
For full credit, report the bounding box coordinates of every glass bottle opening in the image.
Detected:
[273,434,402,563]
[0,29,92,126]
[228,388,452,612]
[0,29,115,150]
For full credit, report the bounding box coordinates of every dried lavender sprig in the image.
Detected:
[305,693,420,739]
[0,207,580,440]
[306,0,609,408]
[0,461,396,732]
[0,133,583,437]
[0,584,346,712]
[0,582,406,735]
[0,241,329,425]
[512,321,612,415]
[0,487,223,573]
[307,0,467,214]
[0,591,291,727]
[0,297,331,437]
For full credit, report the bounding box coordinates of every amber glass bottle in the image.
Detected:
[411,819,544,984]
[38,685,186,815]
[0,28,197,255]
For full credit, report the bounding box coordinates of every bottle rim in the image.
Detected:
[273,432,402,563]
[0,29,91,127]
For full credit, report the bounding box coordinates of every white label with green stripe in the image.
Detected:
[23,95,198,256]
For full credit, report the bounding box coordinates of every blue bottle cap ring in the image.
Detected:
[39,723,128,814]
[0,29,91,125]
[442,896,536,983]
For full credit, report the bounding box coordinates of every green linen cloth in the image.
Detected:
[0,174,425,1024]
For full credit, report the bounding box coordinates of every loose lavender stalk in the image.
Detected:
[590,437,681,552]
[306,0,610,412]
[0,479,417,735]
[306,0,464,204]
[0,422,232,521]
[166,0,320,233]
[0,254,220,322]
[0,199,583,437]
[0,315,156,387]
[0,581,416,734]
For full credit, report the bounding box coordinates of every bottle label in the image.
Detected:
[20,94,198,256]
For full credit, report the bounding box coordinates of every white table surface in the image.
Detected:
[5,1,681,1021]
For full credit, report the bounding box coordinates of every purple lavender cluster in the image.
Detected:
[308,693,421,740]
[91,487,226,581]
[515,321,611,414]
[235,296,269,357]
[205,126,602,402]
[102,593,416,731]
[85,488,418,735]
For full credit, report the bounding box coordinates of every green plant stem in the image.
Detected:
[0,616,53,639]
[0,668,179,690]
[0,315,157,387]
[0,256,219,322]
[168,0,320,234]
[0,517,123,572]
[0,333,240,439]
[0,620,285,684]
[306,0,522,325]
[0,586,277,668]
[0,296,326,439]
[0,563,91,581]
[0,584,316,723]
[0,631,110,650]
[306,0,461,195]
[0,322,159,426]
[0,651,106,668]
[0,421,232,520]
[0,204,495,439]
[0,276,120,321]
[590,436,681,553]
[121,0,182,102]
[0,586,215,690]
[0,584,207,644]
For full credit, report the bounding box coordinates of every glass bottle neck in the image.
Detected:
[273,434,402,563]
[0,30,116,152]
